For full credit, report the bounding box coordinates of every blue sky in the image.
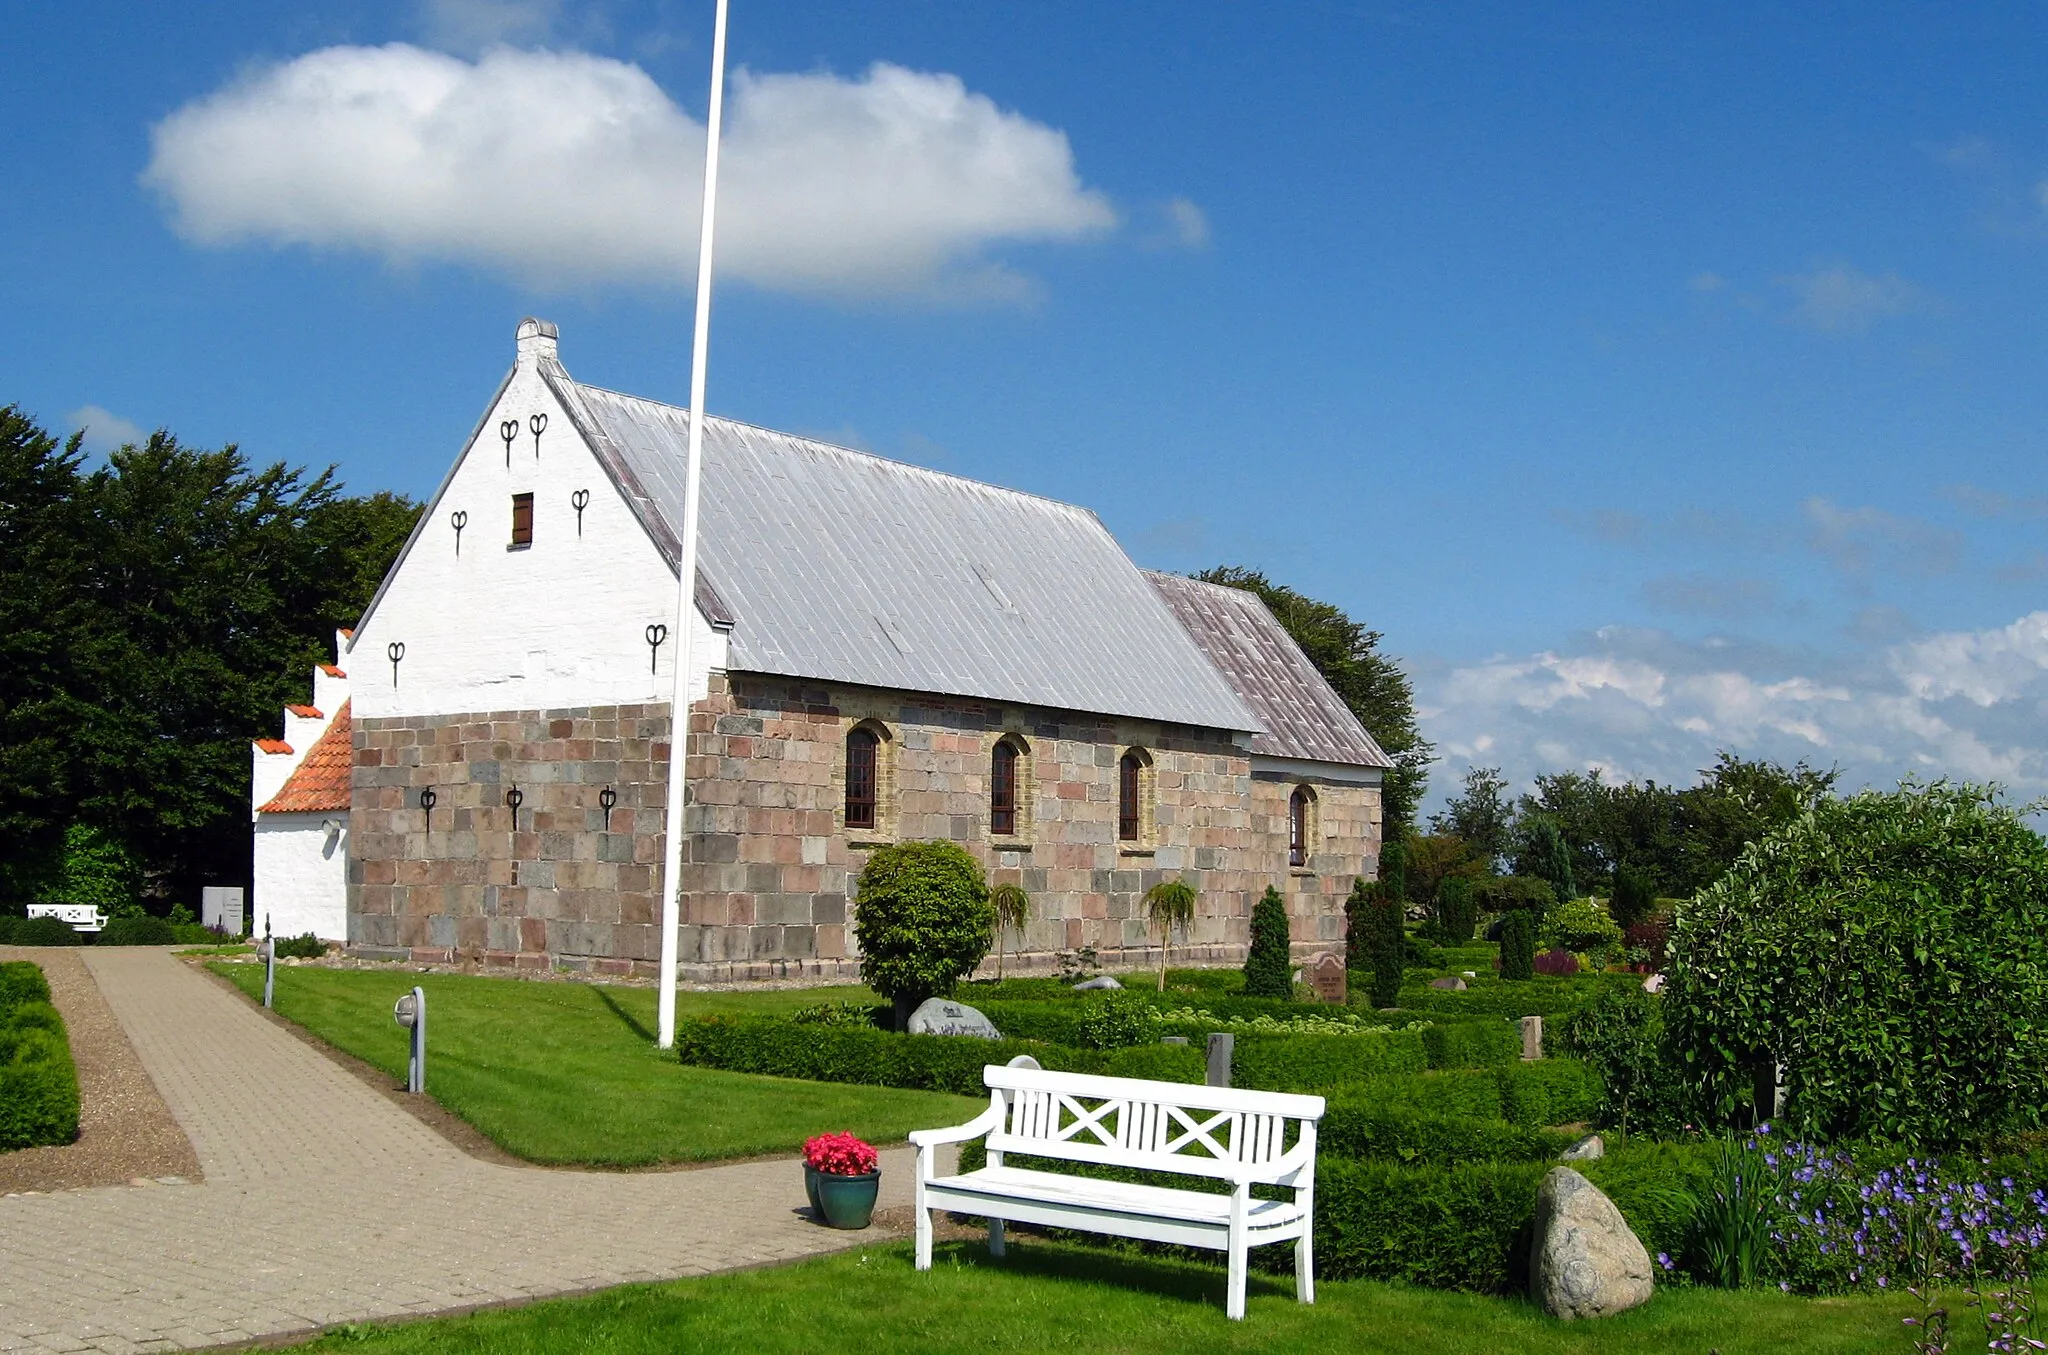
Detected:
[10,1,2048,811]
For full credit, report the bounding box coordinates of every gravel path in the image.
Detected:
[0,945,201,1194]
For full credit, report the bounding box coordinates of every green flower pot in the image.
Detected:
[804,1163,822,1215]
[814,1169,880,1229]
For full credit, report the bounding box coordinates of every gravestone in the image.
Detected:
[1073,974,1123,992]
[1428,976,1468,991]
[1641,973,1665,995]
[1562,1134,1605,1161]
[201,886,245,936]
[907,997,1002,1039]
[1305,953,1346,1004]
[1520,1014,1545,1061]
[1205,1032,1234,1088]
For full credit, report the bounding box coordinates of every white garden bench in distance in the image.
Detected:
[908,1062,1325,1320]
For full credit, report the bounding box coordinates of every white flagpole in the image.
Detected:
[658,0,730,1049]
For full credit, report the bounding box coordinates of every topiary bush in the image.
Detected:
[1610,866,1656,930]
[1665,781,2048,1145]
[851,840,993,1029]
[1242,885,1293,999]
[1498,910,1535,981]
[1437,875,1477,945]
[96,915,174,946]
[1363,888,1405,1010]
[1545,897,1622,962]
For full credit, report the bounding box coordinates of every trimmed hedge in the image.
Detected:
[0,960,52,1011]
[1102,1043,1205,1083]
[0,915,86,946]
[1319,1101,1577,1165]
[0,964,80,1149]
[676,1018,1112,1094]
[1232,1030,1427,1091]
[1347,1061,1603,1127]
[97,915,174,946]
[1420,1019,1520,1069]
[1397,973,1638,1019]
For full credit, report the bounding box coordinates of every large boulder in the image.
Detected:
[1529,1167,1653,1319]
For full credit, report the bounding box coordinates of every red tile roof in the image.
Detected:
[339,628,354,638]
[286,704,322,718]
[258,702,352,814]
[254,738,293,755]
[320,664,346,678]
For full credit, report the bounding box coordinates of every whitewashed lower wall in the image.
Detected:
[253,813,348,940]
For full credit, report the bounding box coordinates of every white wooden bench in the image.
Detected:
[25,903,106,933]
[908,1062,1325,1319]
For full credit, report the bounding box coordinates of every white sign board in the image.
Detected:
[202,886,245,936]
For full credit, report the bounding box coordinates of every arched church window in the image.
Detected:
[845,728,879,830]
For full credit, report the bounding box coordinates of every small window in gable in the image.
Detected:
[510,493,534,548]
[990,739,1020,836]
[846,727,879,830]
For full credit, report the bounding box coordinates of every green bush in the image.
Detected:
[1319,1099,1576,1165]
[1165,967,1244,992]
[10,915,85,946]
[1242,886,1293,999]
[1610,866,1656,930]
[1498,911,1535,980]
[1497,1059,1603,1127]
[1231,1029,1427,1091]
[1310,1157,1545,1290]
[272,932,327,959]
[1544,898,1622,960]
[790,1000,883,1028]
[1398,972,1637,1020]
[1580,1140,1718,1266]
[1516,817,1576,906]
[1556,985,1673,1135]
[1421,1019,1521,1069]
[96,914,174,946]
[1075,992,1161,1050]
[44,823,141,919]
[1343,1061,1601,1127]
[0,960,52,1012]
[851,841,994,1027]
[1666,781,2048,1144]
[1437,875,1477,945]
[171,923,222,945]
[1103,1042,1205,1083]
[976,1000,1087,1045]
[0,968,79,1150]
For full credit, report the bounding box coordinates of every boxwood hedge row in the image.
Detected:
[0,961,79,1150]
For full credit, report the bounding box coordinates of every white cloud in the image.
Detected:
[1803,497,1960,579]
[67,405,145,456]
[1422,611,2048,809]
[1781,265,1922,334]
[143,46,1118,302]
[1165,197,1210,247]
[416,0,560,53]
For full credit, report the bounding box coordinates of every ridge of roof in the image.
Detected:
[568,379,1102,521]
[258,702,353,814]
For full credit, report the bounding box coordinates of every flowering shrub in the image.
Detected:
[1672,1124,2048,1320]
[803,1132,878,1176]
[1532,948,1582,977]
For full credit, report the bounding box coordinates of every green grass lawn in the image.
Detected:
[294,1239,1921,1354]
[211,964,979,1165]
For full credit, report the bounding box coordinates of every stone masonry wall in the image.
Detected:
[349,674,1382,982]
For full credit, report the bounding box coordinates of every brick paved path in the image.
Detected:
[0,949,921,1353]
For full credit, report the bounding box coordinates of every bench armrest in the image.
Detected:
[907,1104,1003,1151]
[1240,1137,1319,1187]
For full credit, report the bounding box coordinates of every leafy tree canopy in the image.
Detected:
[1195,566,1432,839]
[0,406,421,911]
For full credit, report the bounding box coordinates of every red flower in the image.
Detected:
[804,1131,878,1176]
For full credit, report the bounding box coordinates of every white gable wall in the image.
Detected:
[254,812,349,940]
[350,329,726,721]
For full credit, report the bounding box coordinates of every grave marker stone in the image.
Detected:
[1305,952,1347,1004]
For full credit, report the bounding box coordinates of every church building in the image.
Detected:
[298,318,1388,981]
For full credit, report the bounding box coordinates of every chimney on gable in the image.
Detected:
[516,317,559,365]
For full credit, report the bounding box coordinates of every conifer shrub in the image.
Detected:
[1364,890,1405,1010]
[1609,865,1656,930]
[1499,909,1535,981]
[1241,885,1293,999]
[1437,874,1477,944]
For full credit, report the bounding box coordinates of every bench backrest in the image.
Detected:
[981,1064,1324,1182]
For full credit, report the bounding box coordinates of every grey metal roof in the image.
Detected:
[1145,572,1392,769]
[548,369,1263,733]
